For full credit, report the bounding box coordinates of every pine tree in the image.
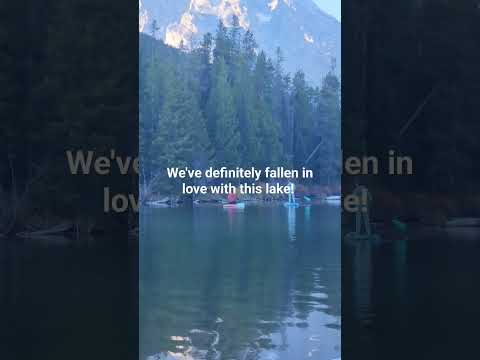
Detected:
[206,57,240,167]
[291,71,312,168]
[197,33,213,109]
[141,57,172,186]
[153,77,211,191]
[228,15,242,84]
[242,30,257,70]
[139,27,341,193]
[213,20,229,65]
[315,63,341,185]
[272,48,291,165]
[253,52,283,166]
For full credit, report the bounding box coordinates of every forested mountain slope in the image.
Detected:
[139,23,340,196]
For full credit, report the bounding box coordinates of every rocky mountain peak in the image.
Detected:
[139,0,340,85]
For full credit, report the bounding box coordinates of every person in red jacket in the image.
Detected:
[227,192,237,204]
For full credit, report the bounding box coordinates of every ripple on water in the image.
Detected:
[141,205,340,360]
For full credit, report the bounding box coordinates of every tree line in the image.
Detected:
[1,0,138,235]
[140,17,341,196]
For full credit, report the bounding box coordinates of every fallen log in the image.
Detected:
[16,222,73,238]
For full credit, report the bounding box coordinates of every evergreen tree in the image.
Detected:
[242,30,257,70]
[197,33,213,109]
[139,21,341,194]
[272,48,291,165]
[206,57,240,167]
[213,20,229,65]
[252,52,283,167]
[153,78,210,191]
[291,71,312,168]
[315,64,341,185]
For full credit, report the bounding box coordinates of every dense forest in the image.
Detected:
[342,2,480,360]
[0,0,138,236]
[140,17,341,199]
[342,0,480,222]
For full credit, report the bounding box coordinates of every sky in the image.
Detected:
[313,0,341,21]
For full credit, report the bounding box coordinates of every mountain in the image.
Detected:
[139,0,340,85]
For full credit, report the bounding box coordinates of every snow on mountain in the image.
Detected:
[139,0,148,32]
[139,0,340,85]
[165,0,250,48]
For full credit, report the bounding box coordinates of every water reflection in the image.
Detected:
[0,234,136,359]
[140,205,340,360]
[343,225,480,359]
[393,238,408,305]
[350,240,373,324]
[304,206,311,223]
[287,207,296,242]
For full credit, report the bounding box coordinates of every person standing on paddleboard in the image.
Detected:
[288,182,296,204]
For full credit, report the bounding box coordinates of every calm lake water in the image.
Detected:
[0,235,137,360]
[140,204,341,360]
[342,226,480,359]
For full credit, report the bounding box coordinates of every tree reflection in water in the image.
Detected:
[140,204,340,360]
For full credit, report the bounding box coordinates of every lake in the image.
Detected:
[0,234,137,359]
[140,204,341,360]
